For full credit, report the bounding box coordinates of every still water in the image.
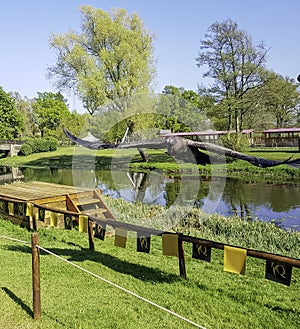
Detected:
[2,166,300,231]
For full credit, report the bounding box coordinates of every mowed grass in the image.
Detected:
[0,218,300,329]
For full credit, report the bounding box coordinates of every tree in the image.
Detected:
[10,92,38,137]
[33,92,70,137]
[0,86,24,139]
[160,86,214,131]
[259,73,300,127]
[196,19,269,133]
[48,6,155,115]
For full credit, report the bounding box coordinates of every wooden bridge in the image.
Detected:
[0,140,24,157]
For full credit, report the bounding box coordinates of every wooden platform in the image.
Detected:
[0,181,115,229]
[0,181,89,201]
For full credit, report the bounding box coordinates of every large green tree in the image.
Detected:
[259,73,300,127]
[196,19,269,133]
[0,87,24,139]
[33,92,70,137]
[48,6,155,115]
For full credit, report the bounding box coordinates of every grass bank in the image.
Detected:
[0,146,300,181]
[0,213,300,329]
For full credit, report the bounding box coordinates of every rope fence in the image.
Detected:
[0,233,206,328]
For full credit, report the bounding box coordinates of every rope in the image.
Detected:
[37,245,206,329]
[0,235,30,245]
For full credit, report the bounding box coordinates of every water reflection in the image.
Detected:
[1,166,299,230]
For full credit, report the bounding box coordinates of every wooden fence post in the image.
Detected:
[88,219,95,251]
[31,232,41,320]
[178,233,186,278]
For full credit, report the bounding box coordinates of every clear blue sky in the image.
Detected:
[1,0,299,113]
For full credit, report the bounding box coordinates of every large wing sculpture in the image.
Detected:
[63,126,300,168]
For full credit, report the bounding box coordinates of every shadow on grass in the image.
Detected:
[1,287,33,318]
[3,244,180,283]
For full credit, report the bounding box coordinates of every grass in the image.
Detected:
[0,211,300,329]
[1,146,300,182]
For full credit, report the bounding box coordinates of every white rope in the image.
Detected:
[37,245,206,329]
[0,235,30,245]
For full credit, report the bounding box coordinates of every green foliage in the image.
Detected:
[0,86,24,139]
[19,137,59,156]
[33,92,70,137]
[220,133,250,152]
[19,143,33,156]
[49,6,155,115]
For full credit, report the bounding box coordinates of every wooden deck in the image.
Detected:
[0,181,89,201]
[0,181,115,229]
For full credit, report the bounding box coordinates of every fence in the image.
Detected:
[0,233,206,328]
[0,197,300,277]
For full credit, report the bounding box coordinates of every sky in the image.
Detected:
[1,0,299,113]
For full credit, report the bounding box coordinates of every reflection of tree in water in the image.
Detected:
[223,178,252,220]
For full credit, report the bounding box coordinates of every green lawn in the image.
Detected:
[0,218,300,329]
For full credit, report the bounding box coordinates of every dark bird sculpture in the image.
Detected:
[62,126,300,168]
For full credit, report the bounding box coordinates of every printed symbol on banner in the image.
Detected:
[38,208,45,222]
[137,232,150,253]
[192,242,211,262]
[94,223,106,240]
[15,203,25,217]
[64,215,73,230]
[265,260,292,286]
[0,200,7,214]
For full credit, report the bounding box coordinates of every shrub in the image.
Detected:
[18,136,59,156]
[19,143,33,156]
[220,133,249,153]
[46,136,59,151]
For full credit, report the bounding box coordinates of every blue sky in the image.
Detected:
[1,0,299,113]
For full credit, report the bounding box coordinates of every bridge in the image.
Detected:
[0,140,24,157]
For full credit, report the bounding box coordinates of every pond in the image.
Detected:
[1,166,300,231]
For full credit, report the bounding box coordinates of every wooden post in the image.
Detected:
[177,233,186,278]
[88,219,95,251]
[31,232,41,320]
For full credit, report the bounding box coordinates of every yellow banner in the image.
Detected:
[224,246,247,275]
[50,212,59,227]
[79,215,88,233]
[26,203,34,217]
[162,234,178,257]
[8,202,14,216]
[114,228,127,248]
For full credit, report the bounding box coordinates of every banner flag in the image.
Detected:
[15,202,25,217]
[162,233,178,257]
[8,202,14,216]
[50,212,59,227]
[38,208,45,222]
[94,223,106,240]
[265,260,292,286]
[137,231,151,253]
[26,203,34,217]
[0,200,8,214]
[114,228,127,248]
[224,246,247,275]
[79,215,88,233]
[192,242,211,262]
[64,214,73,230]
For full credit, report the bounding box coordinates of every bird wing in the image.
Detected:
[62,126,117,150]
[186,139,300,168]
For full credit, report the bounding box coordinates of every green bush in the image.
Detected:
[19,143,33,156]
[46,136,59,151]
[220,133,249,153]
[18,136,58,156]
